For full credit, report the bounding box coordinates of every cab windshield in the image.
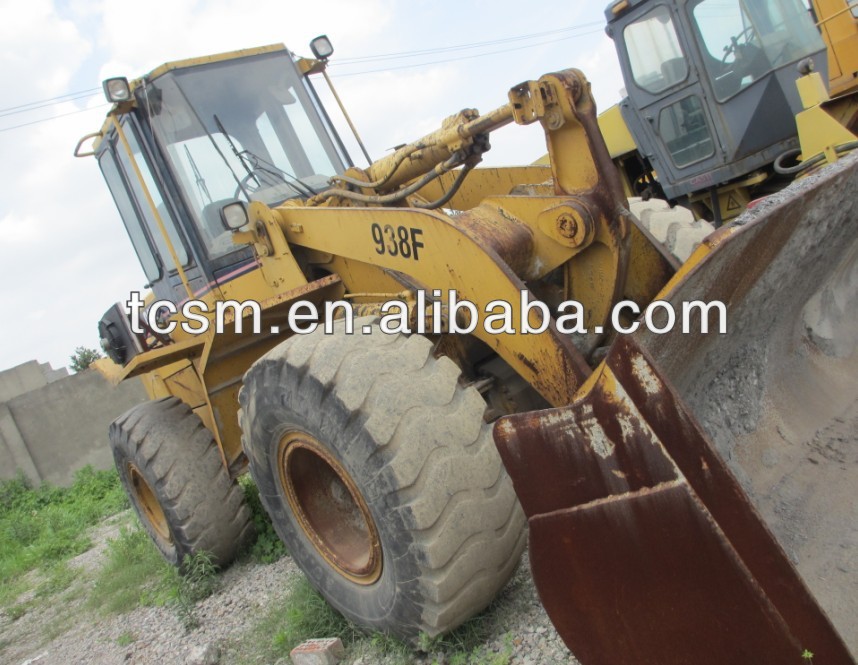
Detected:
[140,49,345,258]
[692,0,824,100]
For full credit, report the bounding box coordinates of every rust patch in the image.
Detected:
[495,332,854,664]
[528,484,804,665]
[454,203,534,276]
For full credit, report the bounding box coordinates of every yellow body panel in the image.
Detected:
[280,204,583,406]
[814,0,858,97]
[795,71,858,166]
[417,166,553,210]
[597,105,637,160]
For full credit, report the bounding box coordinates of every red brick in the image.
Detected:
[289,637,345,665]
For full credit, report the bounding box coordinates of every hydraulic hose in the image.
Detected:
[774,142,858,175]
[309,152,466,206]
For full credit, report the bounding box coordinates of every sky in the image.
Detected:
[0,0,625,373]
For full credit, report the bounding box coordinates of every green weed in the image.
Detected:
[238,476,286,563]
[116,631,136,647]
[6,602,30,621]
[0,467,127,609]
[231,575,367,664]
[419,623,514,665]
[169,550,220,631]
[87,526,173,615]
[269,576,363,652]
[35,562,77,599]
[231,575,514,665]
[88,524,220,631]
[440,632,515,665]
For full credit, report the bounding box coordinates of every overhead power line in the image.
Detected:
[0,87,101,116]
[331,29,605,78]
[0,104,110,134]
[334,22,605,65]
[0,20,606,134]
[0,91,102,119]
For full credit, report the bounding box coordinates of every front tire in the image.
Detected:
[239,319,526,639]
[109,397,255,567]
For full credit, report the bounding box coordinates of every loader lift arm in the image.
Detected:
[243,70,634,407]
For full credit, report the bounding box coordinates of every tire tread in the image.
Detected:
[240,318,525,638]
[109,397,254,567]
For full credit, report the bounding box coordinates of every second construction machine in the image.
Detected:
[77,3,858,663]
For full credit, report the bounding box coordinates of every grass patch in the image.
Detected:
[6,602,30,621]
[34,561,77,599]
[88,525,221,631]
[417,610,515,665]
[87,526,173,615]
[238,476,286,564]
[231,575,514,665]
[267,577,365,654]
[0,466,276,629]
[425,633,515,665]
[232,575,372,664]
[0,467,127,608]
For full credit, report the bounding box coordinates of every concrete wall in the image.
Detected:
[0,360,68,403]
[0,368,147,487]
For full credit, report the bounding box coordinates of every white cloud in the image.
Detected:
[0,213,42,245]
[579,34,626,110]
[0,0,91,103]
[97,0,392,79]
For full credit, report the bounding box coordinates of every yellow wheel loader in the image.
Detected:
[76,4,857,662]
[600,0,858,225]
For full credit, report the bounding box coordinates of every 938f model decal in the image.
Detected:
[371,223,424,261]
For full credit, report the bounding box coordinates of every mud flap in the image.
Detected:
[495,154,858,664]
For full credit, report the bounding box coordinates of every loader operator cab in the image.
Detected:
[92,46,348,311]
[606,0,827,203]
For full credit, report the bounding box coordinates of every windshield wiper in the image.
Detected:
[212,114,319,199]
[238,149,320,198]
[213,114,258,196]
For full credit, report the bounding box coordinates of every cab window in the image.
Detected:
[658,95,716,167]
[99,150,160,282]
[114,121,190,270]
[624,5,689,94]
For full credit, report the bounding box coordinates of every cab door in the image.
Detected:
[613,2,723,199]
[98,117,205,305]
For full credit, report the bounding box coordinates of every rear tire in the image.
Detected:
[109,397,255,567]
[239,319,526,639]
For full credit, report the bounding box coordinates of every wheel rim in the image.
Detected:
[127,463,172,544]
[278,431,382,585]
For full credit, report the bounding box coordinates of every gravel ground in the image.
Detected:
[0,518,578,665]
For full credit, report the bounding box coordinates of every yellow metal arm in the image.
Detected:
[279,205,589,407]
